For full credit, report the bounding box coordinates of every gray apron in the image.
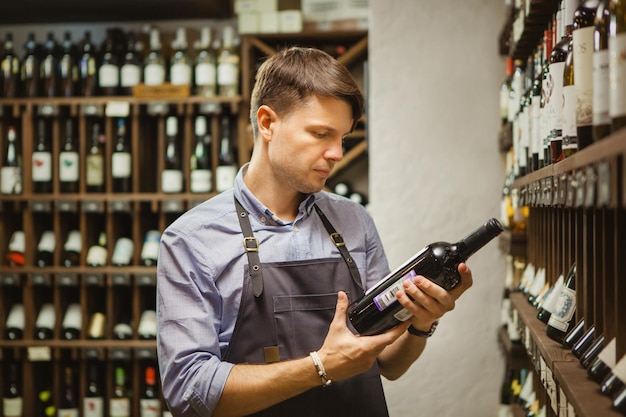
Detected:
[223,198,389,417]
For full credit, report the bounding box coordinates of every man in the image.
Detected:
[157,46,473,417]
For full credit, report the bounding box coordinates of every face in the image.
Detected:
[264,95,353,194]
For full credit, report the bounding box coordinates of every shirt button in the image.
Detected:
[293,225,299,232]
[260,216,267,223]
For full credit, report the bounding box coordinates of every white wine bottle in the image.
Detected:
[161,116,184,193]
[348,218,503,335]
[61,303,82,340]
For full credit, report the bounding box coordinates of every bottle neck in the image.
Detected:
[457,218,503,260]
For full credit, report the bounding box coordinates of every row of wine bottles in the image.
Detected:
[506,258,626,415]
[5,229,160,268]
[0,113,239,195]
[0,23,240,99]
[3,302,156,341]
[498,366,546,417]
[500,0,626,179]
[1,359,169,417]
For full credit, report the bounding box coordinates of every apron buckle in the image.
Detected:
[243,236,260,252]
[330,232,345,247]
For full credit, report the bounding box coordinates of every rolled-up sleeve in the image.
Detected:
[157,227,235,417]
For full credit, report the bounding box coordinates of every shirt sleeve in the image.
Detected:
[157,226,235,417]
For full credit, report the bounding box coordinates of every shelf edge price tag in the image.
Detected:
[27,346,52,362]
[105,101,130,118]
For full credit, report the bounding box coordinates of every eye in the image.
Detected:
[313,131,327,138]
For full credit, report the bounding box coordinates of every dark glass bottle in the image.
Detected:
[601,372,625,397]
[573,0,600,150]
[34,303,55,340]
[216,115,237,192]
[348,218,503,335]
[86,232,107,267]
[546,262,576,344]
[162,116,184,193]
[563,318,585,348]
[58,366,79,416]
[140,230,160,267]
[21,32,40,98]
[110,366,131,417]
[588,355,612,384]
[40,32,61,97]
[59,118,80,193]
[86,122,105,193]
[32,118,52,193]
[190,115,213,193]
[78,31,98,97]
[98,29,121,96]
[571,325,596,358]
[35,230,55,267]
[59,31,78,97]
[1,126,22,195]
[120,31,141,96]
[613,385,626,414]
[1,32,21,98]
[143,28,166,86]
[609,0,626,131]
[5,231,25,267]
[62,230,82,267]
[580,334,605,369]
[4,303,24,340]
[593,0,612,141]
[84,361,104,417]
[2,361,22,417]
[140,365,161,417]
[62,303,82,340]
[111,118,132,193]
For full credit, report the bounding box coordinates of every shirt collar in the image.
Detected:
[234,163,324,226]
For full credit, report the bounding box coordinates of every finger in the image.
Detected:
[410,276,454,311]
[449,263,473,299]
[331,290,349,326]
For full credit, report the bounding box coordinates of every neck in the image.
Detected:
[244,162,304,222]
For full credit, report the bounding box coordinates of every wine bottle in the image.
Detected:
[144,28,166,87]
[111,118,132,193]
[120,31,141,96]
[32,118,53,193]
[62,230,82,267]
[162,116,184,193]
[140,365,161,417]
[1,126,22,195]
[59,31,78,98]
[86,122,105,193]
[41,32,60,97]
[138,309,157,340]
[593,0,612,141]
[609,0,626,131]
[113,317,133,340]
[35,230,56,267]
[2,361,23,417]
[589,355,612,384]
[170,27,192,87]
[1,32,21,98]
[84,361,104,417]
[500,57,514,126]
[98,29,120,96]
[110,366,131,417]
[5,303,24,340]
[580,333,605,369]
[572,326,597,360]
[21,32,40,98]
[35,303,55,340]
[38,388,55,417]
[613,385,626,414]
[563,29,578,158]
[529,48,543,172]
[5,231,25,267]
[111,237,134,267]
[86,232,107,267]
[546,262,577,344]
[87,312,106,340]
[550,0,577,163]
[194,27,217,97]
[601,371,625,397]
[140,230,161,267]
[573,0,600,150]
[217,26,240,96]
[563,318,586,348]
[59,118,80,193]
[190,115,213,193]
[78,31,98,97]
[348,218,504,336]
[216,115,237,192]
[537,274,564,323]
[61,303,82,340]
[58,366,79,417]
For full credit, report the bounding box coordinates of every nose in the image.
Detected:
[325,138,344,162]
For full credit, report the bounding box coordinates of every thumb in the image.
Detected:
[332,291,349,324]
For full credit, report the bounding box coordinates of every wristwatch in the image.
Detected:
[407,320,439,338]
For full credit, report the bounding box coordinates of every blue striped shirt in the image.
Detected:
[157,164,390,416]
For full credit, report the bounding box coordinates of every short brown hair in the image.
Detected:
[249,47,364,138]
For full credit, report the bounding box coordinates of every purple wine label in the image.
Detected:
[373,269,417,312]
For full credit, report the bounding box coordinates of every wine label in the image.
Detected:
[547,287,575,332]
[38,231,56,252]
[547,62,565,139]
[120,64,141,87]
[84,397,104,417]
[141,230,161,262]
[573,26,594,127]
[216,166,237,192]
[190,169,212,193]
[593,50,610,126]
[58,408,79,417]
[35,303,56,329]
[373,269,417,312]
[111,152,132,178]
[59,151,80,182]
[1,166,21,194]
[64,230,83,252]
[110,398,130,417]
[32,151,52,181]
[2,397,23,417]
[62,303,83,330]
[8,231,25,252]
[86,245,107,267]
[161,170,184,193]
[138,310,157,338]
[86,154,104,186]
[170,63,191,85]
[112,237,134,266]
[99,64,119,87]
[140,399,161,417]
[195,62,216,86]
[562,86,577,150]
[609,33,626,118]
[144,64,165,86]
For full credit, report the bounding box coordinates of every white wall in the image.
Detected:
[368,1,508,416]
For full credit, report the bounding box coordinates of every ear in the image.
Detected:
[257,105,277,143]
